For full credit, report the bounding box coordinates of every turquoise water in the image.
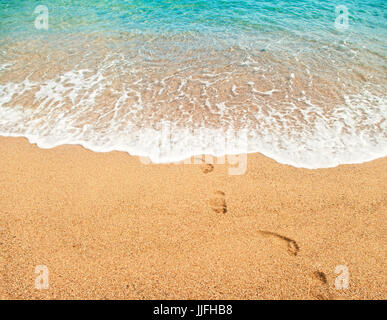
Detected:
[0,1,386,167]
[1,1,385,37]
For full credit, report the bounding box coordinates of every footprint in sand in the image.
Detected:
[258,231,299,256]
[194,156,214,174]
[312,271,328,285]
[201,163,214,174]
[310,270,333,300]
[209,191,227,214]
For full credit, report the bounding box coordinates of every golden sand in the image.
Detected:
[0,136,385,299]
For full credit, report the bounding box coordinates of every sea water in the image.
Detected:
[0,0,386,168]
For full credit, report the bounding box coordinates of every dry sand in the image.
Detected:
[0,136,385,300]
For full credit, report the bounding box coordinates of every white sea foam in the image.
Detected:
[0,66,386,169]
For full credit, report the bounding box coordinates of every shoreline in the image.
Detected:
[0,136,386,299]
[1,132,387,170]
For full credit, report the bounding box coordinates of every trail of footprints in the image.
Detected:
[202,161,300,255]
[201,160,332,299]
[203,162,299,256]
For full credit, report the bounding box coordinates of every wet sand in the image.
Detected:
[0,136,385,299]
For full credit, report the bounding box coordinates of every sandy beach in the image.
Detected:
[0,136,385,300]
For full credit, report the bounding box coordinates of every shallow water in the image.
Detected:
[0,0,386,168]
